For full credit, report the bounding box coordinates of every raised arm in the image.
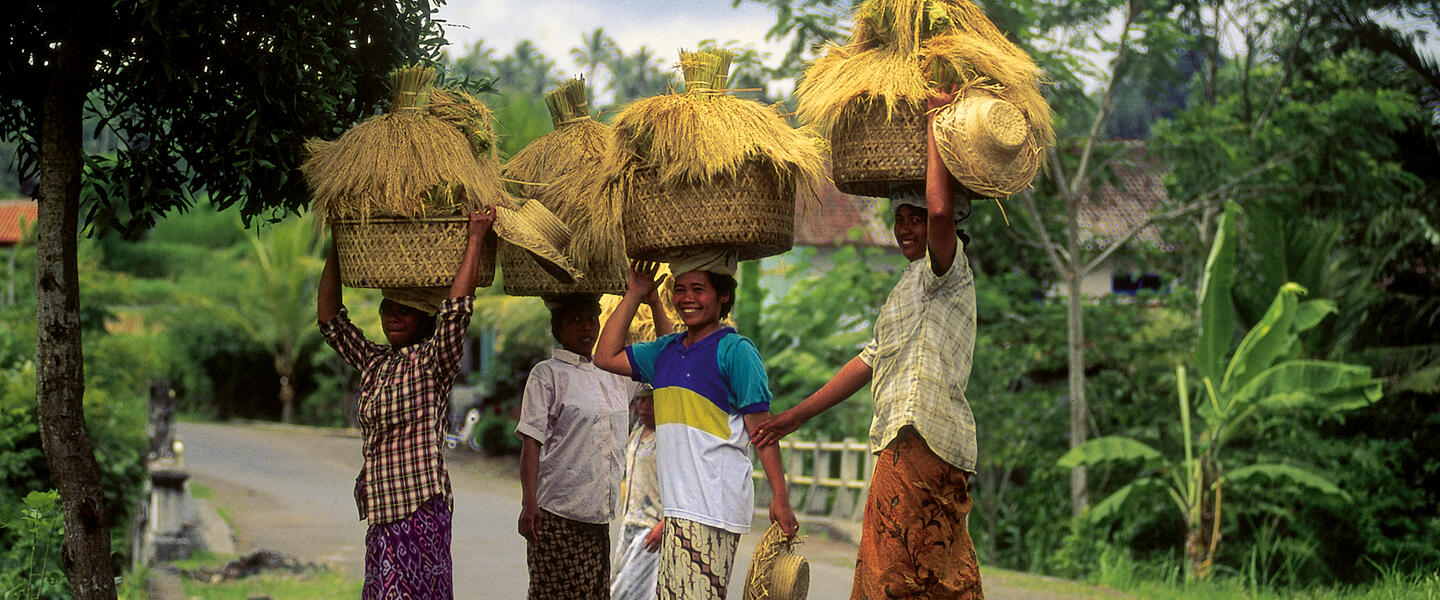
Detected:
[925,90,959,276]
[451,206,496,299]
[751,355,873,447]
[594,261,661,377]
[318,244,342,324]
[646,274,673,337]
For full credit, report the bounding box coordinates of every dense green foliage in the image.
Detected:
[0,242,148,596]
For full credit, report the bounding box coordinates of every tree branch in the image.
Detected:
[1020,189,1069,275]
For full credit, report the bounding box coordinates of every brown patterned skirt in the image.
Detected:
[852,428,984,600]
[526,509,610,600]
[657,517,740,600]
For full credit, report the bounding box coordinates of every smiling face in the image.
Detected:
[672,270,729,332]
[893,203,928,262]
[553,301,602,358]
[379,299,433,348]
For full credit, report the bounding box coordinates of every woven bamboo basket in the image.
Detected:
[332,217,496,288]
[829,98,928,197]
[500,244,624,296]
[623,161,795,261]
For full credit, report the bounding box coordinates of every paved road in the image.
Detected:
[177,421,861,599]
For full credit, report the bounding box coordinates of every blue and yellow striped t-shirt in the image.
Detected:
[626,327,770,533]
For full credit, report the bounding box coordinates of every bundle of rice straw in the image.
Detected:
[602,49,824,261]
[499,77,628,296]
[796,0,1053,194]
[303,64,513,224]
[502,77,611,199]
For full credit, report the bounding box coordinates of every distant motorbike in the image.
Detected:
[444,408,483,452]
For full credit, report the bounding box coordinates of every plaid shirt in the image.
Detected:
[860,248,978,473]
[318,296,473,525]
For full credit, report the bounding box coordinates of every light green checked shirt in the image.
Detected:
[859,245,978,473]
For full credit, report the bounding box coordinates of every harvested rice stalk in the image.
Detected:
[797,0,1053,148]
[602,49,823,196]
[303,64,513,224]
[502,77,611,199]
[500,77,625,290]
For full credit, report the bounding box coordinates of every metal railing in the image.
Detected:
[752,438,873,521]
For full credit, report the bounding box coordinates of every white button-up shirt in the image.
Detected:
[516,347,643,524]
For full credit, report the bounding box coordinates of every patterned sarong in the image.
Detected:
[657,517,740,600]
[852,428,983,600]
[363,495,453,600]
[526,509,610,600]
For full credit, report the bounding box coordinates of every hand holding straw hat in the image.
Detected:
[742,522,809,600]
[931,85,1043,198]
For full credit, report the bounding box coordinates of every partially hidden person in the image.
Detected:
[316,206,495,600]
[595,257,800,600]
[751,88,985,599]
[609,387,664,600]
[516,291,670,600]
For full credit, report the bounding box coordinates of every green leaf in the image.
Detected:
[1056,436,1164,469]
[1226,463,1351,502]
[1292,299,1337,334]
[1221,282,1307,396]
[1233,360,1384,412]
[1196,201,1239,383]
[1083,478,1168,524]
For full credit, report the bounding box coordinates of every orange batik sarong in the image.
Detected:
[852,428,984,600]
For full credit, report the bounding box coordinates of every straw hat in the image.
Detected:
[742,523,809,600]
[493,200,582,285]
[932,88,1042,197]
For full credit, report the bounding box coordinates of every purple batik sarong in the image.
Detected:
[363,494,453,600]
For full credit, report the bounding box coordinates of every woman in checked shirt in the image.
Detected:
[317,207,494,600]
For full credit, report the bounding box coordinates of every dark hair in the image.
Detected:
[547,294,600,343]
[703,272,738,319]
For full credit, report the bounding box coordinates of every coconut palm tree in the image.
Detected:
[570,28,618,95]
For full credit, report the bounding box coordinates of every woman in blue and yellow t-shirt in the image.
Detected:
[595,255,798,600]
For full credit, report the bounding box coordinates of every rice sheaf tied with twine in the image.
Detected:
[600,49,825,204]
[303,64,513,225]
[797,0,1054,149]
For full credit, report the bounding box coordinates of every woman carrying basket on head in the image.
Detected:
[317,206,495,600]
[594,256,799,600]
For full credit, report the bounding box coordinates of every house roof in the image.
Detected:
[792,178,897,249]
[1077,144,1174,251]
[0,200,37,246]
[791,144,1175,252]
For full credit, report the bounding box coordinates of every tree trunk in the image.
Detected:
[276,356,296,424]
[1066,195,1088,517]
[34,38,117,599]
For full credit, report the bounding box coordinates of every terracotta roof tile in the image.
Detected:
[0,200,37,246]
[1077,144,1174,251]
[792,178,897,248]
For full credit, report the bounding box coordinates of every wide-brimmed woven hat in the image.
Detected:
[933,88,1042,197]
[493,200,581,285]
[742,523,809,600]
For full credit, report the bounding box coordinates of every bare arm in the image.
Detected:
[646,276,673,337]
[745,411,799,537]
[751,356,873,447]
[450,206,496,299]
[318,245,342,324]
[926,91,959,276]
[594,261,661,376]
[517,433,543,542]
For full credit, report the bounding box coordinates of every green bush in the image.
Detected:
[476,412,521,456]
[0,490,68,599]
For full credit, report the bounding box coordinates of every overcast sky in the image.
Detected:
[434,0,798,90]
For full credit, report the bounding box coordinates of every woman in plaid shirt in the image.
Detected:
[317,207,495,600]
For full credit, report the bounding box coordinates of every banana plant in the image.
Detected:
[1057,201,1383,579]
